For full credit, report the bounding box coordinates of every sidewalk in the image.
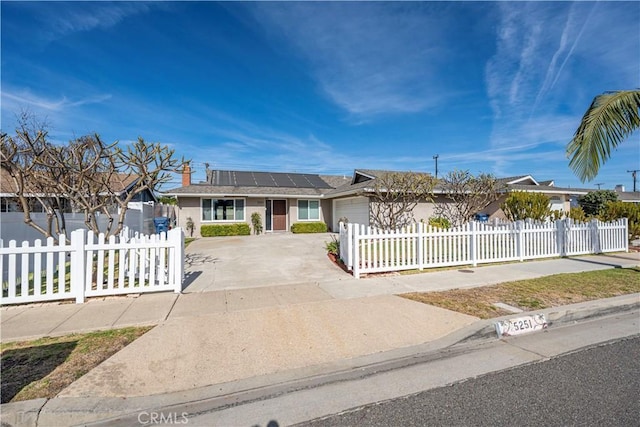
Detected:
[1,252,638,425]
[2,252,638,343]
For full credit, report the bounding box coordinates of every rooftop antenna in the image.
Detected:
[433,154,439,179]
[627,170,639,192]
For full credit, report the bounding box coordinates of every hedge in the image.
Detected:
[290,222,327,233]
[201,223,251,237]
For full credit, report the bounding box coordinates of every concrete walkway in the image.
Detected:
[2,252,638,343]
[2,251,637,343]
[0,252,638,425]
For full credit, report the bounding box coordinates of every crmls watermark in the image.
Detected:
[138,411,189,425]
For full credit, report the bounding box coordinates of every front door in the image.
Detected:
[272,200,287,231]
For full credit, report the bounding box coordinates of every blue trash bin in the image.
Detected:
[154,217,169,233]
[474,214,489,222]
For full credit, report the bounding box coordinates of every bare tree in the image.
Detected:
[365,171,435,229]
[1,113,185,241]
[434,170,502,227]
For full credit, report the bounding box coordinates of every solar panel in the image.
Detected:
[289,174,311,188]
[234,172,256,186]
[271,173,294,187]
[306,174,332,189]
[253,172,276,187]
[213,170,233,186]
[208,170,333,189]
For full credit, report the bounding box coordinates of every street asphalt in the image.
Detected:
[0,241,638,426]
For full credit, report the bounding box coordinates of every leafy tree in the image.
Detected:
[599,201,640,242]
[434,170,503,227]
[567,90,640,182]
[427,216,451,229]
[577,190,618,217]
[158,195,177,205]
[1,112,186,240]
[365,171,436,229]
[501,191,551,221]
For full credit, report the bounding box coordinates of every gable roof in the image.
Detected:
[615,191,640,202]
[0,168,145,197]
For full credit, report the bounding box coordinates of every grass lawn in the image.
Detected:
[0,326,152,403]
[402,267,640,319]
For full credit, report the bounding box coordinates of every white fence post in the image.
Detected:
[590,218,601,254]
[623,218,629,253]
[417,222,424,271]
[353,225,360,279]
[516,220,524,262]
[170,228,184,293]
[70,229,86,304]
[557,219,567,257]
[469,221,477,267]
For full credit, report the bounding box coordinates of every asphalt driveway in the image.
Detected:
[182,233,352,292]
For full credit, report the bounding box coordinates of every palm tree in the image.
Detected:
[567,90,640,182]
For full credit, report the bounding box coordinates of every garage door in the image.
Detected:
[333,197,370,231]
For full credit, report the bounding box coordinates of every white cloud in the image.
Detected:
[2,90,112,112]
[12,2,160,47]
[249,2,456,118]
[485,1,640,157]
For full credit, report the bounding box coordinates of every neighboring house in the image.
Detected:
[0,168,157,213]
[165,166,593,236]
[615,185,640,204]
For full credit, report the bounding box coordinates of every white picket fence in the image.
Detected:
[339,219,629,279]
[1,227,185,305]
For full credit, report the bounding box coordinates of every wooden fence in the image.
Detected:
[1,227,184,305]
[339,219,628,279]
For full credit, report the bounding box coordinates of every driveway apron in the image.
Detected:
[182,233,351,292]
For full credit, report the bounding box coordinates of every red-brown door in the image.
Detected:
[272,200,287,231]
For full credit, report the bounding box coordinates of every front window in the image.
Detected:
[298,200,320,221]
[202,198,245,221]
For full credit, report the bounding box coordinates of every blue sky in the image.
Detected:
[1,1,639,190]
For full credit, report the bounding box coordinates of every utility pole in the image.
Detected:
[627,170,639,192]
[433,154,439,179]
[595,183,604,189]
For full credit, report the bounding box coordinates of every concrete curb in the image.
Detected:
[4,293,637,427]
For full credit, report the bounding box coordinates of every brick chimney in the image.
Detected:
[182,163,191,187]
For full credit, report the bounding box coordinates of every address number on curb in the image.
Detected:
[495,314,547,338]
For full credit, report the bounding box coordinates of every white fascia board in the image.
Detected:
[170,193,325,199]
[510,188,589,195]
[506,175,539,185]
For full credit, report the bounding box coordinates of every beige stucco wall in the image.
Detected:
[321,199,334,232]
[175,196,201,236]
[246,197,266,234]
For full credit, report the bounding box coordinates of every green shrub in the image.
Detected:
[325,235,340,255]
[568,206,588,222]
[428,217,451,229]
[501,191,551,221]
[290,222,327,233]
[599,201,640,241]
[200,223,250,237]
[251,212,263,235]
